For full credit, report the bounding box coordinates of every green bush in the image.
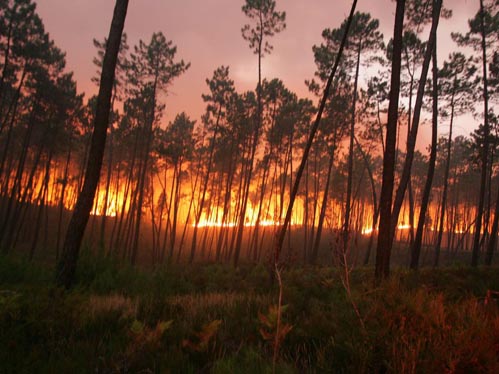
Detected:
[0,253,498,372]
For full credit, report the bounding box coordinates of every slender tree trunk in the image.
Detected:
[486,180,499,265]
[344,40,362,257]
[0,64,26,177]
[30,152,52,260]
[311,146,335,264]
[309,149,320,255]
[99,95,116,250]
[233,99,261,266]
[410,41,439,270]
[190,107,222,263]
[56,0,129,288]
[0,97,39,246]
[0,10,14,110]
[389,0,442,247]
[233,134,256,266]
[274,0,358,264]
[56,145,72,259]
[352,137,379,266]
[303,161,309,261]
[472,0,491,267]
[131,73,160,263]
[434,88,455,266]
[177,161,199,262]
[2,130,45,252]
[406,74,415,245]
[113,132,138,254]
[375,0,406,281]
[170,162,182,259]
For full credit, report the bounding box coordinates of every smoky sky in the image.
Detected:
[37,0,481,143]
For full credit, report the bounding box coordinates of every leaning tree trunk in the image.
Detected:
[274,0,358,264]
[375,0,406,281]
[56,0,129,289]
[410,41,439,270]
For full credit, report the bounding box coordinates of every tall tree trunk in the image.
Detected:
[56,145,72,259]
[375,0,406,281]
[170,162,182,259]
[274,0,358,264]
[389,0,442,248]
[56,0,129,289]
[112,132,138,254]
[434,84,456,266]
[0,9,14,110]
[410,41,439,270]
[30,152,53,260]
[344,40,362,256]
[486,180,499,265]
[99,97,116,250]
[311,146,335,264]
[0,97,39,246]
[233,132,257,266]
[177,159,200,262]
[352,137,379,266]
[190,106,222,263]
[472,0,491,267]
[131,96,155,265]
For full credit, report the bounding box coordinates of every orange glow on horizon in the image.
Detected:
[193,219,299,228]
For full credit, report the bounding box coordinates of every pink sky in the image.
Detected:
[36,0,480,144]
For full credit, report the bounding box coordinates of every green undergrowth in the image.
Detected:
[0,253,498,373]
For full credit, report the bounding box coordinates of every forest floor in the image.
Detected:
[0,253,498,373]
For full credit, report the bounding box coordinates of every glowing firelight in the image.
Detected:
[361,224,412,236]
[193,219,297,228]
[89,189,121,217]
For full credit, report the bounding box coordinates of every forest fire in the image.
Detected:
[193,219,296,228]
[361,223,413,236]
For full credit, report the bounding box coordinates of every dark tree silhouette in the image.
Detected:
[410,20,441,269]
[55,0,129,289]
[434,52,476,266]
[275,0,358,265]
[455,0,495,266]
[375,0,406,281]
[234,0,286,267]
[388,0,442,260]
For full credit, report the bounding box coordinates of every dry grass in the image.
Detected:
[86,294,137,319]
[168,292,272,319]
